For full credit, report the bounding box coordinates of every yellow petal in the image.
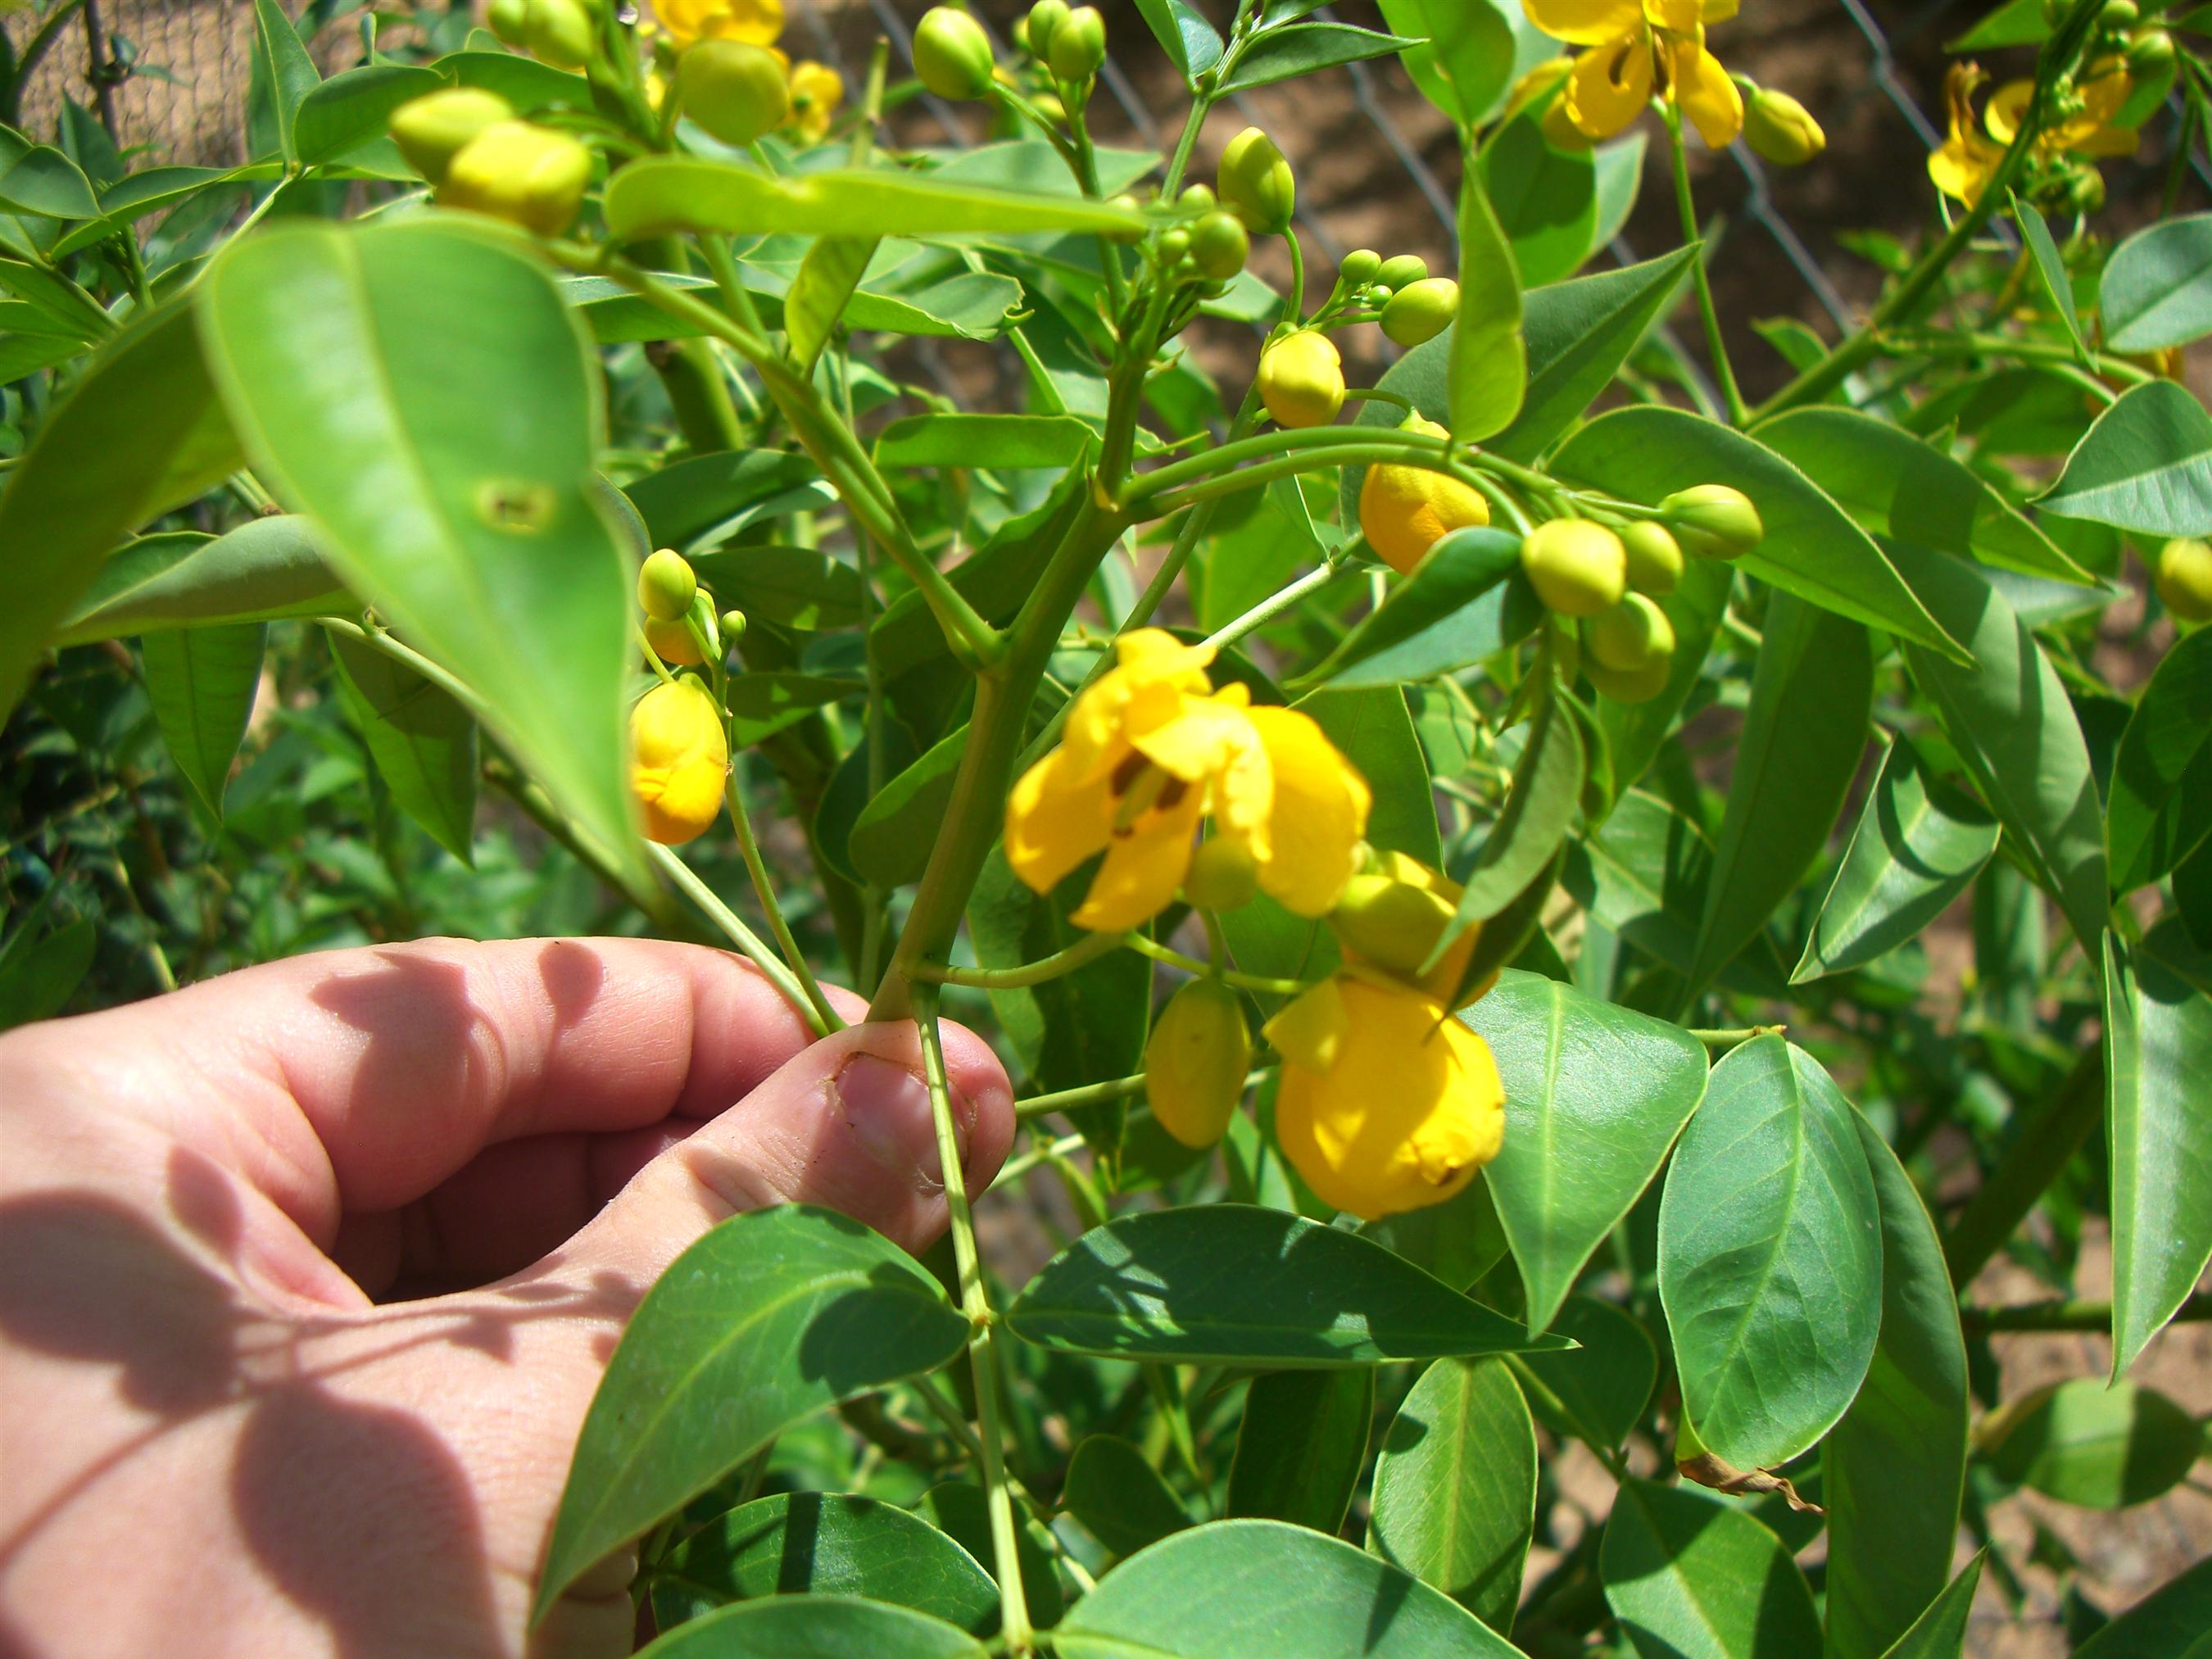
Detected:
[1984,79,2033,144]
[1242,706,1371,918]
[1928,136,1999,206]
[1525,0,1645,48]
[1132,691,1266,785]
[1071,777,1205,931]
[1643,0,1702,33]
[1669,36,1743,147]
[629,679,729,845]
[1566,38,1653,140]
[1006,747,1113,895]
[1698,0,1739,21]
[1261,977,1350,1075]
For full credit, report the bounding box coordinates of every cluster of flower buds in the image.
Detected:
[390,88,592,236]
[487,0,598,71]
[1332,249,1458,348]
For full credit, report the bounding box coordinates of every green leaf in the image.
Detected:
[1874,1553,1985,1659]
[875,414,1104,472]
[1466,969,1709,1331]
[1128,0,1225,85]
[1822,1109,1972,1659]
[1550,407,1966,659]
[1949,0,2051,49]
[329,630,479,863]
[1368,1358,1535,1632]
[605,160,1149,243]
[198,218,644,892]
[1687,593,1872,999]
[2101,215,2212,353]
[625,449,825,551]
[1494,247,1696,464]
[1358,1176,1508,1292]
[1793,734,1998,982]
[1444,683,1582,938]
[0,253,114,338]
[1754,406,2095,585]
[786,236,877,373]
[437,48,594,114]
[1298,685,1444,868]
[1448,155,1524,442]
[0,300,241,724]
[2037,380,2212,537]
[0,891,97,1031]
[59,519,346,642]
[651,1493,997,1635]
[1053,1520,1522,1659]
[1218,22,1418,92]
[1299,528,1523,689]
[1065,1436,1191,1559]
[1883,542,2110,953]
[849,725,964,889]
[1226,1368,1374,1534]
[1602,1480,1821,1659]
[1563,787,1713,972]
[687,545,863,632]
[1376,0,1517,125]
[636,1596,989,1659]
[292,64,445,166]
[1983,1376,2206,1507]
[2108,626,2212,893]
[2104,931,2212,1379]
[142,623,265,818]
[1004,1205,1570,1367]
[724,673,857,748]
[915,1483,1068,1630]
[248,0,320,163]
[2071,1557,2212,1658]
[0,140,101,217]
[1514,1294,1657,1451]
[534,1205,969,1617]
[1480,116,1598,291]
[1659,1036,1883,1471]
[1591,132,1646,250]
[2013,193,2087,360]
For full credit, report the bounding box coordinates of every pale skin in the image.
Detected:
[0,936,1014,1657]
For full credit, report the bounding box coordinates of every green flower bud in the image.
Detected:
[524,0,595,71]
[487,0,536,49]
[678,40,791,146]
[1620,519,1684,596]
[1217,125,1294,233]
[389,88,515,186]
[1178,182,1217,212]
[2100,0,2138,27]
[1331,870,1456,980]
[1158,225,1191,262]
[1520,519,1628,617]
[1101,193,1145,243]
[1184,836,1258,911]
[1026,0,1069,59]
[1585,591,1677,673]
[638,547,697,623]
[913,7,997,100]
[1376,253,1428,291]
[1380,276,1458,347]
[440,120,593,237]
[1339,247,1381,287]
[1258,329,1344,428]
[719,608,749,641]
[2157,537,2212,624]
[1189,210,1250,281]
[1584,654,1671,705]
[2128,28,2177,75]
[1145,979,1251,1149]
[1047,5,1106,83]
[1660,483,1764,559]
[1743,85,1825,166]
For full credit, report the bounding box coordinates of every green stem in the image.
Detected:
[1962,1291,2212,1334]
[922,929,1130,989]
[1123,931,1309,997]
[1878,331,2155,385]
[1015,1071,1149,1120]
[1687,1025,1778,1049]
[1130,423,1448,505]
[649,843,830,1032]
[1664,102,1747,428]
[1282,226,1306,325]
[1202,560,1341,652]
[722,758,845,1033]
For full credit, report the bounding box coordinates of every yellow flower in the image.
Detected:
[786,61,845,143]
[1985,57,2137,160]
[1004,629,1371,931]
[653,0,782,50]
[1929,64,2006,206]
[1266,974,1507,1220]
[630,678,728,845]
[1526,0,1743,147]
[1358,415,1490,576]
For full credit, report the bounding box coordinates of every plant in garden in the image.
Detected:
[3,0,2212,1654]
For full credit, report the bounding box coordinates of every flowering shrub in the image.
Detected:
[3,0,2210,1652]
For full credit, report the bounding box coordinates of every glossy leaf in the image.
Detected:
[2104,931,2212,1379]
[59,519,346,642]
[1299,685,1444,868]
[1658,1036,1883,1471]
[330,630,479,863]
[1481,115,1598,291]
[2107,624,2212,892]
[1004,1205,1569,1367]
[605,160,1149,243]
[1368,1358,1536,1631]
[1551,407,1965,658]
[1883,542,2109,953]
[2037,380,2212,537]
[1823,1109,1971,1659]
[1219,22,1418,93]
[1494,246,1697,464]
[686,546,863,632]
[248,0,320,163]
[292,64,444,166]
[1065,1436,1191,1559]
[786,237,877,373]
[724,673,857,749]
[142,623,265,818]
[1358,1176,1508,1294]
[651,1493,997,1634]
[915,1484,1067,1630]
[875,414,1104,472]
[1299,528,1524,690]
[0,140,101,217]
[2101,214,2212,353]
[1466,969,1709,1331]
[1053,1520,1521,1659]
[198,219,644,891]
[1377,0,1517,123]
[626,449,825,551]
[1873,1554,1985,1659]
[1226,1368,1373,1534]
[1444,682,1582,937]
[2013,193,2087,360]
[636,1597,987,1659]
[437,48,594,113]
[1564,787,1712,972]
[1448,152,1524,442]
[534,1205,969,1616]
[1950,0,2051,48]
[2071,1557,2212,1658]
[1602,1480,1821,1659]
[1687,593,1872,999]
[1793,734,2000,982]
[1983,1376,2205,1507]
[1514,1294,1658,1451]
[1129,0,1225,85]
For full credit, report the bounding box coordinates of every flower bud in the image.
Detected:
[1620,520,1684,596]
[1218,126,1294,233]
[645,615,705,666]
[1145,979,1252,1149]
[1048,6,1106,83]
[2157,537,2212,624]
[1184,836,1259,911]
[637,547,697,623]
[1331,851,1489,1007]
[1584,654,1671,705]
[1158,225,1190,262]
[1101,193,1145,242]
[914,7,997,100]
[389,88,514,186]
[1026,0,1069,59]
[1178,183,1217,212]
[1359,415,1489,575]
[1257,330,1344,429]
[1380,276,1458,347]
[2128,29,2176,75]
[1376,253,1428,292]
[719,608,749,640]
[525,0,595,70]
[1743,86,1825,165]
[1339,247,1381,288]
[2100,0,2138,26]
[1189,209,1249,281]
[1585,591,1676,673]
[487,0,535,47]
[1660,483,1764,559]
[1521,519,1628,617]
[678,39,791,146]
[440,120,593,237]
[630,678,729,845]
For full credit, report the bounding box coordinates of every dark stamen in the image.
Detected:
[1109,751,1149,796]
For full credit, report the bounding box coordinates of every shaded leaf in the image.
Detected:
[60,519,346,641]
[330,629,479,863]
[1601,1480,1821,1659]
[2037,380,2212,537]
[1226,1368,1373,1534]
[1065,1436,1191,1559]
[2101,214,2212,353]
[636,1596,987,1658]
[2107,625,2212,892]
[1982,1376,2205,1507]
[142,623,265,818]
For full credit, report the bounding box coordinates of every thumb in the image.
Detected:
[551,1018,1015,1291]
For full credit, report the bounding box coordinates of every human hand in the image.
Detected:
[0,938,1013,1658]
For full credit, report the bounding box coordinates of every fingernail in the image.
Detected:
[835,1052,963,1191]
